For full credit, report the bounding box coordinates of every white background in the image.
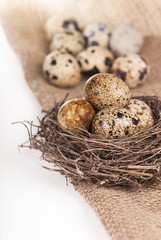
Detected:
[0,0,111,239]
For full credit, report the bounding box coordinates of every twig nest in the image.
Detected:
[30,95,161,187]
[83,23,110,47]
[109,24,143,56]
[112,54,149,88]
[77,46,114,75]
[92,99,154,138]
[49,31,85,56]
[45,16,81,41]
[42,51,81,87]
[57,98,95,130]
[84,73,131,110]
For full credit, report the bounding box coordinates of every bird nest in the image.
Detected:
[26,95,161,188]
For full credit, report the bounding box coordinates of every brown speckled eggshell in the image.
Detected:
[77,46,114,75]
[109,24,143,56]
[92,108,141,139]
[50,31,85,56]
[83,23,110,47]
[112,54,149,89]
[57,98,95,130]
[45,16,82,41]
[43,51,81,88]
[125,99,154,128]
[84,73,131,110]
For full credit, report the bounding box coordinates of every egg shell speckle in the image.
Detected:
[125,99,154,128]
[45,16,81,41]
[92,107,140,138]
[42,51,81,88]
[57,98,95,130]
[83,23,110,47]
[84,73,131,110]
[109,24,143,56]
[77,46,114,75]
[112,54,149,88]
[50,31,85,56]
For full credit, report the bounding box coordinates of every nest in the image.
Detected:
[27,95,161,188]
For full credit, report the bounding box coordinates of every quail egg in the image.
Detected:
[92,107,140,138]
[45,16,81,41]
[109,24,143,56]
[125,99,154,128]
[50,31,85,56]
[84,73,131,110]
[83,23,110,47]
[77,46,114,75]
[112,54,149,88]
[43,51,81,88]
[57,98,95,130]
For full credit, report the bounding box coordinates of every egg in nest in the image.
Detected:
[92,99,154,138]
[57,98,95,130]
[84,73,131,110]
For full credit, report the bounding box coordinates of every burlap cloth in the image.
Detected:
[1,0,161,239]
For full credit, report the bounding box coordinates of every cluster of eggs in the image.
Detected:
[43,16,149,89]
[57,73,154,139]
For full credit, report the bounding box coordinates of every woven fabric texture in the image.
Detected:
[1,0,161,239]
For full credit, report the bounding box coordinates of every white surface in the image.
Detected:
[0,1,111,240]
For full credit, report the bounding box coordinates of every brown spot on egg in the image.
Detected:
[99,121,103,126]
[52,75,58,80]
[94,90,99,96]
[45,70,49,77]
[104,57,112,66]
[116,69,126,81]
[62,19,81,32]
[117,112,124,119]
[132,118,139,125]
[51,60,56,65]
[109,131,113,136]
[65,32,73,35]
[78,60,82,67]
[84,36,88,45]
[139,68,147,81]
[83,66,100,76]
[91,41,99,46]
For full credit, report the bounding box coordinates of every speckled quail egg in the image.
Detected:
[77,46,114,75]
[125,99,154,128]
[43,51,81,87]
[57,98,95,130]
[92,107,141,138]
[49,31,85,56]
[83,23,110,47]
[112,54,149,88]
[45,16,81,41]
[84,73,131,110]
[109,24,143,56]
